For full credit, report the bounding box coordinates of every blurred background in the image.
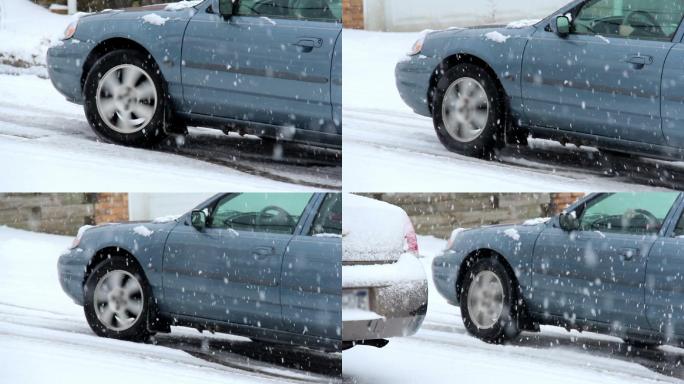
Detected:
[361,193,585,238]
[31,0,168,13]
[0,193,213,235]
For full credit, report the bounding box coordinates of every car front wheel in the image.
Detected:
[83,257,152,341]
[433,63,505,159]
[459,257,520,343]
[84,49,167,147]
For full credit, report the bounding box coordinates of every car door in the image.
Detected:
[281,193,341,343]
[180,0,342,133]
[644,195,684,339]
[161,193,314,330]
[521,0,684,144]
[530,193,679,330]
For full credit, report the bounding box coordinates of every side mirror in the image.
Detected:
[191,210,207,231]
[552,15,571,37]
[217,0,234,18]
[559,212,579,232]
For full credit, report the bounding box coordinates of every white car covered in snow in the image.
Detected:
[342,194,428,349]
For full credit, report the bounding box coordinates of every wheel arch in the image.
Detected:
[83,246,148,288]
[81,38,163,94]
[428,53,509,116]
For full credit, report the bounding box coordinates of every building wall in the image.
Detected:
[94,193,129,224]
[0,194,96,235]
[343,0,365,29]
[366,193,555,239]
[361,0,568,31]
[128,193,214,221]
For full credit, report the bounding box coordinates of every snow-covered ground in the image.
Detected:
[342,29,684,192]
[0,226,341,383]
[0,0,341,191]
[342,235,684,383]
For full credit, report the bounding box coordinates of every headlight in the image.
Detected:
[63,20,79,40]
[408,34,427,56]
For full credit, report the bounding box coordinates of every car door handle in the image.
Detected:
[293,38,322,53]
[619,248,639,261]
[624,55,653,69]
[252,246,275,259]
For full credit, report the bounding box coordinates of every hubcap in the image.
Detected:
[467,270,504,330]
[96,64,157,134]
[441,77,490,143]
[94,270,144,331]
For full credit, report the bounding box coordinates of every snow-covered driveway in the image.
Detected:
[0,226,341,383]
[342,29,684,192]
[343,236,684,384]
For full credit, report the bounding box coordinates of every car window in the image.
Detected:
[578,192,679,234]
[236,0,341,22]
[208,193,313,234]
[310,193,342,236]
[572,0,684,41]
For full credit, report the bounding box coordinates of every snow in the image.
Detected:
[0,226,338,383]
[522,217,551,226]
[342,309,384,322]
[484,31,511,43]
[342,253,426,288]
[142,13,169,26]
[342,194,409,262]
[0,74,324,192]
[343,29,670,192]
[343,235,684,383]
[0,0,75,72]
[597,35,611,44]
[506,19,540,28]
[133,225,154,237]
[503,227,521,241]
[152,214,182,223]
[164,0,204,11]
[260,16,277,25]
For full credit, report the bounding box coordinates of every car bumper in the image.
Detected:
[57,247,89,306]
[342,253,428,341]
[46,39,93,105]
[395,55,439,118]
[432,249,467,305]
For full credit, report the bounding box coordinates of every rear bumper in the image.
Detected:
[395,55,438,118]
[46,39,94,105]
[57,247,89,306]
[342,253,428,341]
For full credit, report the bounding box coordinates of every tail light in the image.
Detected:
[404,217,419,254]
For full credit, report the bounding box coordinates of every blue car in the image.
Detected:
[47,0,342,148]
[57,192,342,351]
[433,192,684,347]
[396,0,684,161]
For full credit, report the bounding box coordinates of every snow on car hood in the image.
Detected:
[342,194,410,263]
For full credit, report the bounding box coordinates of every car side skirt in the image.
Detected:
[177,112,342,149]
[165,313,341,352]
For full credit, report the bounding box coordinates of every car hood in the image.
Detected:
[425,23,538,41]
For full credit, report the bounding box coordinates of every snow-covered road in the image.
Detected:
[0,226,341,383]
[342,236,684,384]
[342,29,684,192]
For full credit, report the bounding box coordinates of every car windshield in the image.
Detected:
[578,192,679,234]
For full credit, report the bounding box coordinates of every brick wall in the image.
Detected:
[343,0,364,29]
[549,193,586,214]
[94,193,129,224]
[0,194,96,235]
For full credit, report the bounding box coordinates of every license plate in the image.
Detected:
[342,289,370,310]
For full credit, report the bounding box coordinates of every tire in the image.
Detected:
[459,257,521,344]
[433,63,505,159]
[624,338,661,349]
[83,257,153,341]
[83,49,168,147]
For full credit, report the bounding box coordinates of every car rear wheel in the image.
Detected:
[84,49,167,147]
[459,257,520,343]
[433,63,505,159]
[84,257,153,341]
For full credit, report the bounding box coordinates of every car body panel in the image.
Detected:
[57,193,341,350]
[433,193,684,344]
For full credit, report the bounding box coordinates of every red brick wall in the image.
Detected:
[94,193,129,224]
[549,193,586,214]
[343,0,364,29]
